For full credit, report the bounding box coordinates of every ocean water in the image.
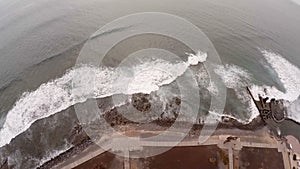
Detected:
[0,0,300,168]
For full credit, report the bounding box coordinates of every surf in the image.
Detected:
[0,51,207,147]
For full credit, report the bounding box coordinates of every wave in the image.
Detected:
[214,64,259,123]
[1,48,299,149]
[250,50,300,122]
[0,51,207,147]
[212,50,300,124]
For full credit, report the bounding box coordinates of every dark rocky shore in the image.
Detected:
[36,106,266,169]
[3,93,283,169]
[36,102,300,169]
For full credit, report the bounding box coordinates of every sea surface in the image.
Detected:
[0,0,300,168]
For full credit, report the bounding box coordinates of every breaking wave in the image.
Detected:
[213,50,300,124]
[250,50,300,122]
[214,64,259,122]
[1,48,299,149]
[0,52,207,147]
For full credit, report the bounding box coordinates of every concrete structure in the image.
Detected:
[52,129,292,169]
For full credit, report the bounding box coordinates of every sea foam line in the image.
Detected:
[0,52,207,147]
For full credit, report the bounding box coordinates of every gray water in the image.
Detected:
[0,0,300,168]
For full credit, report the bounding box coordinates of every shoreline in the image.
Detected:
[3,97,298,169]
[37,113,271,169]
[38,93,300,169]
[7,93,299,169]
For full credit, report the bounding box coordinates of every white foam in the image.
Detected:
[214,64,252,89]
[288,98,300,122]
[250,50,300,122]
[208,110,251,124]
[38,143,72,167]
[186,51,207,65]
[214,64,259,122]
[207,81,219,96]
[213,50,300,123]
[127,59,188,94]
[0,52,206,147]
[250,50,300,101]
